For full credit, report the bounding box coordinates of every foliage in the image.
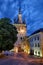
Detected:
[0,18,18,52]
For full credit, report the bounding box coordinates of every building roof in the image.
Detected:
[30,28,43,36]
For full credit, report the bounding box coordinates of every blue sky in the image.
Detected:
[0,0,43,36]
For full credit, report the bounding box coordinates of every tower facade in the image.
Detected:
[14,11,26,53]
[13,2,27,52]
[14,0,26,47]
[12,1,30,54]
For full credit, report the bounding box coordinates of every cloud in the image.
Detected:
[0,0,43,35]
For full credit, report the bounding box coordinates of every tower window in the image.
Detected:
[20,37,22,40]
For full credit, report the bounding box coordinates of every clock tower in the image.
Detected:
[13,2,26,52]
[14,8,26,46]
[10,0,30,54]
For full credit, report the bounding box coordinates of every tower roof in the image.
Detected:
[14,0,26,24]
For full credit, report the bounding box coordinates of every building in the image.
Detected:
[12,2,30,54]
[13,11,26,53]
[29,28,43,57]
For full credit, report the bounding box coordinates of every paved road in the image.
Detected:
[0,56,27,65]
[0,53,43,65]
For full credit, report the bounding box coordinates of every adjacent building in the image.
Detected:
[29,28,43,57]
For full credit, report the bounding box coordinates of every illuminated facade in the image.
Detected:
[13,15,30,54]
[13,7,29,53]
[12,0,30,54]
[21,37,30,54]
[29,28,43,57]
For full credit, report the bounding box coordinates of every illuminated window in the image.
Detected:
[38,51,40,55]
[35,51,37,55]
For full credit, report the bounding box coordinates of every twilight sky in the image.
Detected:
[0,0,43,36]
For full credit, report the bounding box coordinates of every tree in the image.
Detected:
[0,17,18,52]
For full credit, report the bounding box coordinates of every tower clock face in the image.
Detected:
[20,27,26,34]
[20,29,25,33]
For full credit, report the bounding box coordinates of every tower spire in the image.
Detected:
[18,0,22,24]
[18,0,21,14]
